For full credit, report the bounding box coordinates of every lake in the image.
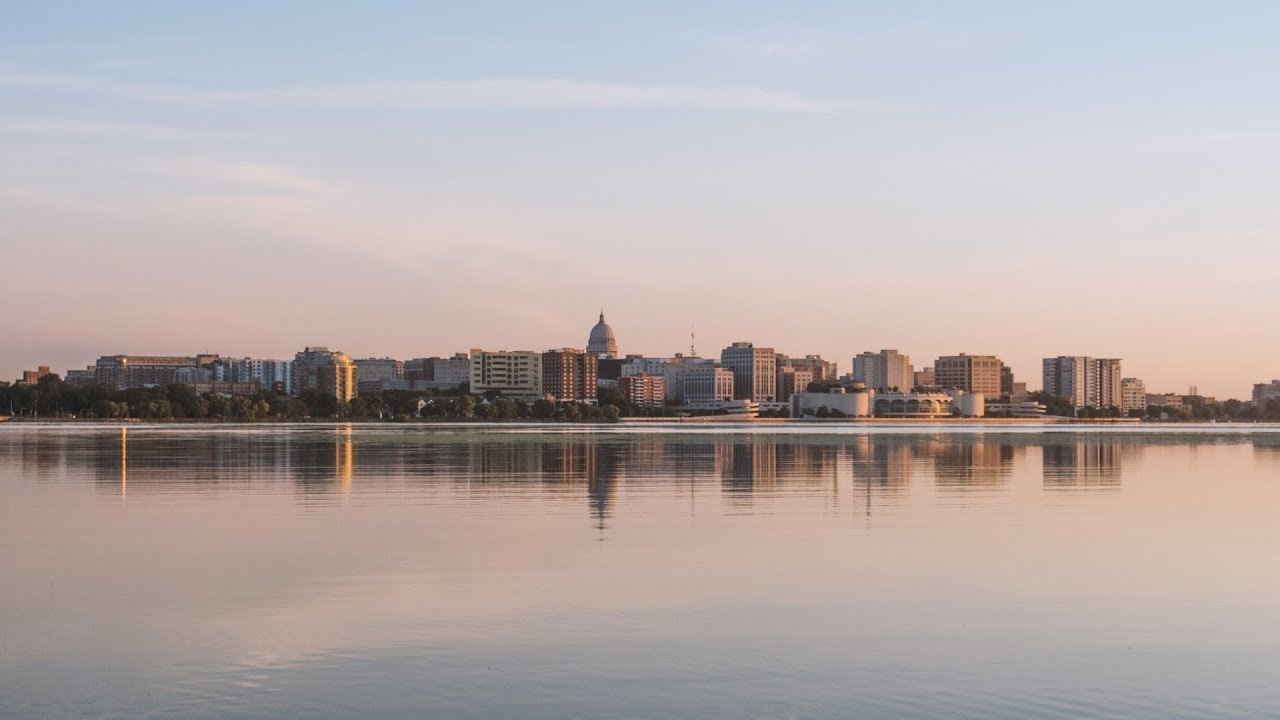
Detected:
[3,423,1280,719]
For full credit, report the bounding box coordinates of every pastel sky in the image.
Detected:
[3,2,1278,398]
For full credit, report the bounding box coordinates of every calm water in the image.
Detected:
[3,424,1280,719]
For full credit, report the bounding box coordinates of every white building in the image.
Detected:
[683,366,736,404]
[1121,377,1147,415]
[622,355,717,401]
[470,350,543,400]
[430,354,471,389]
[852,349,915,391]
[586,311,619,359]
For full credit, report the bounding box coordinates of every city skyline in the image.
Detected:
[0,308,1256,401]
[5,3,1280,398]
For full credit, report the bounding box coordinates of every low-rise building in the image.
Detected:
[355,357,405,393]
[914,367,936,389]
[1145,393,1183,410]
[94,354,220,390]
[17,366,51,385]
[791,387,872,418]
[873,391,956,418]
[985,400,1048,417]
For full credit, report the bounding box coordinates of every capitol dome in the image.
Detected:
[587,310,619,358]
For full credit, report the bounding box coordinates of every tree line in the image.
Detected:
[0,375,671,422]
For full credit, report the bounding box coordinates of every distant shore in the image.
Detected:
[0,415,1219,426]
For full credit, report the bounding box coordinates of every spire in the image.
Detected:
[599,308,605,322]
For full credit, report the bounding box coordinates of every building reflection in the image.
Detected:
[931,438,1017,491]
[4,426,1225,526]
[1041,438,1128,489]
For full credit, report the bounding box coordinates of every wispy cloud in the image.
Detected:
[0,118,240,141]
[0,65,894,114]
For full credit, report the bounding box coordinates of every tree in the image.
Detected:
[453,395,477,419]
[1029,391,1076,418]
[602,404,621,423]
[530,398,555,419]
[494,398,518,420]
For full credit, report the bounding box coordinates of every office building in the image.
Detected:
[777,354,838,382]
[721,342,777,401]
[683,366,736,404]
[934,354,1004,397]
[292,347,358,401]
[776,365,814,402]
[542,349,598,403]
[471,349,543,400]
[586,311,619,359]
[914,367,936,388]
[852,349,914,392]
[1121,378,1147,415]
[620,373,665,409]
[620,355,714,401]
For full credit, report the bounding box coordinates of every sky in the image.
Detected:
[2,1,1278,398]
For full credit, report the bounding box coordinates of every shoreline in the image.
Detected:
[0,416,1260,427]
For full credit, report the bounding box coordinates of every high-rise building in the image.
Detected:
[683,366,735,404]
[776,365,814,402]
[1043,356,1123,410]
[1000,366,1015,399]
[1096,359,1123,410]
[471,349,543,400]
[914,367,936,388]
[1254,380,1280,407]
[721,342,777,401]
[934,354,1004,397]
[1121,378,1147,415]
[542,349,598,403]
[852,350,914,392]
[213,357,290,393]
[619,373,665,409]
[586,311,619,359]
[292,347,357,401]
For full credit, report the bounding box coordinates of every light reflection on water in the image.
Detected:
[3,424,1280,719]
